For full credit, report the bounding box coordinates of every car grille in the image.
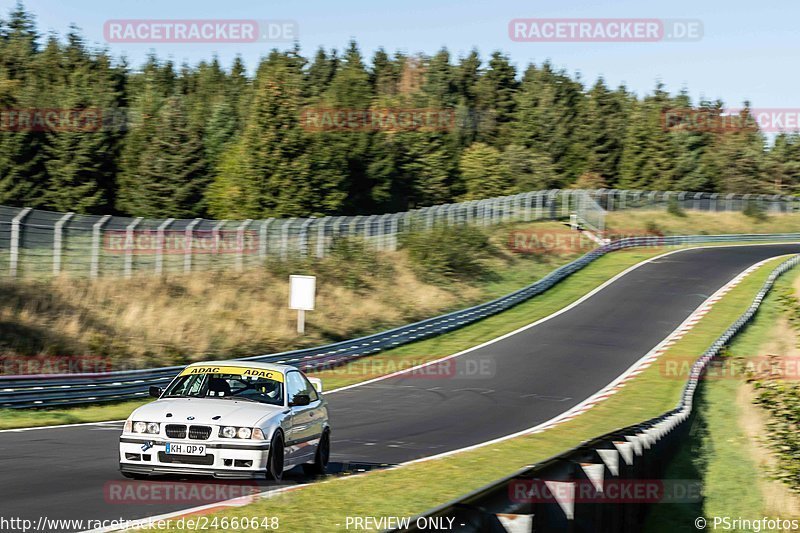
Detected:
[165,424,187,439]
[158,452,214,466]
[188,425,212,440]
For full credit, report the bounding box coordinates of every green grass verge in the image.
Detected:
[646,268,800,532]
[154,257,791,532]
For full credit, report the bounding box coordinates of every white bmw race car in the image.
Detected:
[119,361,329,480]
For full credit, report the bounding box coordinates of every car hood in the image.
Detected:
[132,398,285,427]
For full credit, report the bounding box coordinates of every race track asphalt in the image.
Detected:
[2,244,798,531]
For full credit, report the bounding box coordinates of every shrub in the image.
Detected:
[667,196,686,217]
[400,225,494,283]
[743,200,768,222]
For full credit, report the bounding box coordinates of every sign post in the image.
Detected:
[289,275,316,335]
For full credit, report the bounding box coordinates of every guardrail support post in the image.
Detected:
[90,215,112,278]
[9,207,32,277]
[53,212,74,276]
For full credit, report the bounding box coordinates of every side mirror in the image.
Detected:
[290,394,311,407]
[308,377,323,393]
[149,386,163,399]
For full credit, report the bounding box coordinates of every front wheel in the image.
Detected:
[303,430,330,477]
[267,431,284,481]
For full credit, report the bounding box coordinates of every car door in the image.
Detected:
[285,371,316,463]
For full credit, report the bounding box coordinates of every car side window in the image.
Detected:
[300,374,319,401]
[286,371,314,404]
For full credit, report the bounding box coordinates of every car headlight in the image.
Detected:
[252,428,265,440]
[220,426,257,439]
[133,421,147,433]
[146,422,160,434]
[123,418,132,433]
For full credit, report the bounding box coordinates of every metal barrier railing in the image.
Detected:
[2,233,799,409]
[390,254,800,533]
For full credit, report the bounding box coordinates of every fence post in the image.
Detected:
[184,218,202,273]
[298,218,312,258]
[53,212,74,276]
[279,219,294,260]
[332,217,345,244]
[155,218,174,275]
[90,215,111,278]
[9,207,31,277]
[124,217,142,278]
[259,219,273,263]
[236,219,254,268]
[316,217,329,258]
[389,213,401,251]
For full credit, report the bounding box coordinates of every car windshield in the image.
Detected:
[163,373,284,406]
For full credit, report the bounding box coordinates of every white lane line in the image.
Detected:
[0,420,126,433]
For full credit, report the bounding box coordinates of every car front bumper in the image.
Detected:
[119,436,270,479]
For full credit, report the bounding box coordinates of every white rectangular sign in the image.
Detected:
[289,275,316,311]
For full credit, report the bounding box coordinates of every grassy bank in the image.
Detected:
[154,257,791,532]
[0,222,582,370]
[646,268,800,532]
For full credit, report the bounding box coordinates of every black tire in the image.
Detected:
[267,431,285,481]
[303,430,330,477]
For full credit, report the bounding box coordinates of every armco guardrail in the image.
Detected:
[1,233,799,409]
[390,254,800,533]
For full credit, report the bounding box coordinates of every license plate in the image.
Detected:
[165,442,206,456]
